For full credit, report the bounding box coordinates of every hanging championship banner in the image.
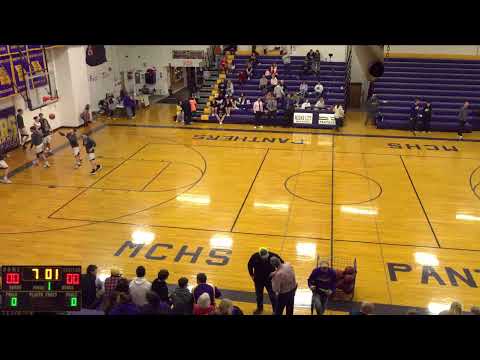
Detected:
[28,49,48,87]
[0,107,19,153]
[11,55,28,92]
[0,45,8,57]
[0,57,14,98]
[8,45,26,55]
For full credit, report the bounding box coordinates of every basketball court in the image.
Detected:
[2,104,480,314]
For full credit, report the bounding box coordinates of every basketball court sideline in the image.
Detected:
[1,105,480,314]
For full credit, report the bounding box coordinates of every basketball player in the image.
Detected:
[0,149,12,184]
[59,128,82,169]
[16,109,29,149]
[30,125,50,168]
[38,113,53,155]
[81,134,102,175]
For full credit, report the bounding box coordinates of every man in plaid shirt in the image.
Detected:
[104,268,123,298]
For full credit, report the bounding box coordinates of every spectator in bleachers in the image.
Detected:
[103,278,130,314]
[306,49,315,62]
[470,306,480,315]
[280,80,288,94]
[284,94,295,126]
[458,101,469,140]
[270,75,279,88]
[248,248,284,315]
[227,61,235,76]
[266,96,278,124]
[237,93,250,108]
[103,267,123,299]
[312,50,321,75]
[109,293,140,315]
[273,82,285,107]
[193,273,222,306]
[410,98,422,134]
[270,63,278,77]
[81,265,101,309]
[270,257,297,316]
[350,302,375,315]
[314,97,325,109]
[151,269,170,304]
[193,292,215,315]
[140,291,171,315]
[291,92,301,107]
[248,52,259,67]
[422,100,432,133]
[282,52,291,74]
[225,96,236,117]
[238,69,247,87]
[314,82,324,97]
[170,277,194,315]
[302,59,311,76]
[253,98,264,129]
[299,81,308,97]
[215,103,227,125]
[129,266,152,307]
[264,68,272,79]
[301,99,311,110]
[259,75,269,94]
[226,80,234,97]
[246,63,253,80]
[333,104,345,130]
[308,261,336,315]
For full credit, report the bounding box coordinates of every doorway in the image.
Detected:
[349,83,362,108]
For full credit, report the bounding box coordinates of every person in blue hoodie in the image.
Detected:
[307,261,336,315]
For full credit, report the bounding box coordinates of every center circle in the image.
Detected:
[284,170,382,205]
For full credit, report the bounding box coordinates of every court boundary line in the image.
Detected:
[399,155,441,248]
[140,161,171,192]
[107,122,480,143]
[330,135,335,263]
[230,148,270,232]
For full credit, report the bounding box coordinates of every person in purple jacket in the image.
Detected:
[307,261,336,315]
[192,273,222,306]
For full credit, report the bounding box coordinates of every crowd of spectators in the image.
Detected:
[209,50,344,128]
[80,265,243,315]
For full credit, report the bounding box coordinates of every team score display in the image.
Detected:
[1,266,82,312]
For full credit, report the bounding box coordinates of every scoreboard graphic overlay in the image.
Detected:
[1,266,82,312]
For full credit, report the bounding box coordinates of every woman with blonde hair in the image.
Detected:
[193,292,215,315]
[216,299,234,315]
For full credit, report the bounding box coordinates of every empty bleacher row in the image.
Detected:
[375,57,480,132]
[197,55,347,124]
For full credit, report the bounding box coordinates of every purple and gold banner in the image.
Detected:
[0,57,15,98]
[0,45,8,57]
[0,106,19,153]
[8,45,26,55]
[28,50,47,88]
[11,55,28,93]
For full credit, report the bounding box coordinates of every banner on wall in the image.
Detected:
[27,49,48,88]
[0,57,15,98]
[12,55,28,92]
[0,107,19,153]
[293,112,314,124]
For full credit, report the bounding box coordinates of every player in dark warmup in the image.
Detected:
[16,109,29,148]
[38,113,53,155]
[410,98,422,135]
[59,128,82,169]
[81,134,102,175]
[30,125,50,168]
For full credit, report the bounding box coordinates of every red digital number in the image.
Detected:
[6,272,20,285]
[66,273,80,285]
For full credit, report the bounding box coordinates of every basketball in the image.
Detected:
[49,114,55,120]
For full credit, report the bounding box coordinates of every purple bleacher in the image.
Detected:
[375,57,480,131]
[206,55,347,125]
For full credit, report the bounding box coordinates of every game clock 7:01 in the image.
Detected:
[1,265,82,312]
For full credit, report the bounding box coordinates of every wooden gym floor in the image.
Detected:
[2,103,480,314]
